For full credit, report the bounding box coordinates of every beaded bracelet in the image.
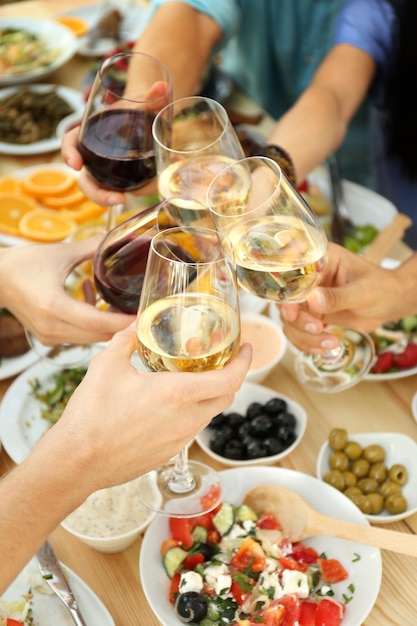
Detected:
[261,144,297,187]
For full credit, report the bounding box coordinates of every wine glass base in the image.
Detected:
[295,327,375,393]
[137,460,223,517]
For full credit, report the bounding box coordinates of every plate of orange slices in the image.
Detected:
[0,164,108,245]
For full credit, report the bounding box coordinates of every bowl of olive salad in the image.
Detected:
[316,428,417,523]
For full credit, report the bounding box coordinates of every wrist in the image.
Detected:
[261,144,297,186]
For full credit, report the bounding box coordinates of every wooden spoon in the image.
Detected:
[244,484,416,557]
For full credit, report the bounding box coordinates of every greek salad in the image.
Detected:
[161,493,358,625]
[369,315,417,375]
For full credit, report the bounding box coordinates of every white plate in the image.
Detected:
[0,349,38,381]
[0,358,90,464]
[1,556,114,625]
[308,165,398,229]
[238,289,267,315]
[0,18,78,86]
[0,163,77,246]
[57,2,148,57]
[140,466,382,626]
[0,85,85,155]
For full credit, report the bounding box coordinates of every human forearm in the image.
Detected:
[133,2,221,99]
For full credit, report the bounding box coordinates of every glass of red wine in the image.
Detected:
[77,50,172,220]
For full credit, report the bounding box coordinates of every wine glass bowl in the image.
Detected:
[152,96,245,228]
[135,225,241,516]
[77,51,172,192]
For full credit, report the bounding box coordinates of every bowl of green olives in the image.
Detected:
[316,428,417,523]
[196,382,307,467]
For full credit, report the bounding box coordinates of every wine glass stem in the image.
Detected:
[314,339,350,371]
[167,446,196,494]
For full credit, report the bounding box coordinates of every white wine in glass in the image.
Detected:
[207,156,375,393]
[136,225,240,516]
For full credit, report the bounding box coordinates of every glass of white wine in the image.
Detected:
[206,155,375,392]
[135,225,241,516]
[152,95,245,228]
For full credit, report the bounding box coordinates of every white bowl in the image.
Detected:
[0,18,78,86]
[196,381,307,466]
[61,477,158,553]
[241,312,287,383]
[140,466,382,626]
[317,431,417,523]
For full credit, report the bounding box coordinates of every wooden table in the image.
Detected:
[1,2,417,624]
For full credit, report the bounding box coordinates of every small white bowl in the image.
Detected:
[196,381,307,467]
[317,431,417,523]
[61,477,157,553]
[411,391,417,423]
[241,312,287,383]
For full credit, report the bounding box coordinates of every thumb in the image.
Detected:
[308,283,362,316]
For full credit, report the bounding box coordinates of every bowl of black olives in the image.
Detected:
[196,382,307,466]
[317,428,417,523]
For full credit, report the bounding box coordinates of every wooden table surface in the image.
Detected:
[1,2,417,625]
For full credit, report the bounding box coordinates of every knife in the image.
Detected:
[37,540,89,626]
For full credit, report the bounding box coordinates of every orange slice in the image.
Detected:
[22,169,75,198]
[41,183,85,209]
[61,200,108,224]
[0,176,23,194]
[55,16,89,37]
[0,193,40,236]
[19,209,76,242]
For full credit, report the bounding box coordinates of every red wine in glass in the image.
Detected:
[78,109,156,191]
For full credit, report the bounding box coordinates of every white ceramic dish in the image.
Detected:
[0,163,78,246]
[56,2,148,57]
[195,382,306,467]
[0,85,85,155]
[0,348,38,381]
[317,432,417,524]
[412,392,417,423]
[0,356,95,464]
[1,556,114,625]
[140,466,382,626]
[241,311,287,383]
[0,17,78,86]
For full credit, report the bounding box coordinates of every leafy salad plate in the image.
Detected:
[140,466,382,626]
[0,349,38,381]
[0,556,114,625]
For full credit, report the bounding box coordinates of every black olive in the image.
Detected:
[207,413,227,429]
[277,425,296,446]
[246,439,269,459]
[196,542,213,561]
[223,439,247,460]
[246,402,264,419]
[263,436,286,455]
[227,412,246,430]
[249,414,274,437]
[237,420,251,439]
[209,433,228,455]
[175,592,208,623]
[277,411,296,429]
[264,397,288,415]
[214,424,234,439]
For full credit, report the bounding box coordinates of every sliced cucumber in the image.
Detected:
[163,546,188,578]
[192,524,208,543]
[234,504,258,523]
[213,501,234,536]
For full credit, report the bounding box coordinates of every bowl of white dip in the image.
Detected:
[61,476,158,552]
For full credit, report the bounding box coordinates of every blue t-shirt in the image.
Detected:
[147,0,371,187]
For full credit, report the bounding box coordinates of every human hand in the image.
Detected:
[279,242,404,353]
[0,237,134,345]
[53,326,252,494]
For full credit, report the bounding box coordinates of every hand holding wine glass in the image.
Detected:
[135,225,241,516]
[206,156,375,392]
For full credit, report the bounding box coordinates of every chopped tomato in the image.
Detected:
[257,512,282,530]
[290,543,319,564]
[168,517,194,549]
[182,552,205,570]
[207,529,221,545]
[297,180,309,192]
[200,483,222,511]
[278,556,309,572]
[7,621,25,626]
[299,600,317,626]
[317,558,348,584]
[168,572,181,604]
[160,537,180,556]
[314,599,344,626]
[230,536,267,573]
[280,595,301,626]
[231,575,256,606]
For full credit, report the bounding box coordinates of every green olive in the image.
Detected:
[385,493,408,515]
[349,493,373,514]
[378,481,402,499]
[328,428,348,451]
[388,464,408,486]
[368,462,388,484]
[323,470,345,491]
[344,486,362,499]
[351,458,370,479]
[342,471,357,489]
[367,492,384,515]
[357,477,379,494]
[329,451,349,472]
[343,440,362,461]
[363,444,386,464]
